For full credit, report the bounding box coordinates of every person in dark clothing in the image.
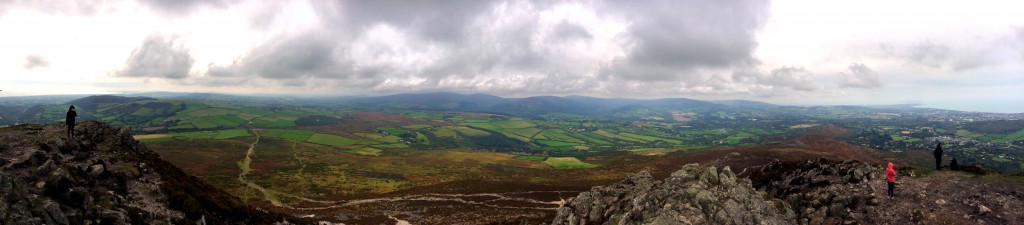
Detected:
[66,105,76,139]
[950,158,959,171]
[933,142,943,170]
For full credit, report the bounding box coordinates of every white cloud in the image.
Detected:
[116,35,194,79]
[0,0,1021,112]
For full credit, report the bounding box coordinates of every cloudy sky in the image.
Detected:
[1,0,1022,112]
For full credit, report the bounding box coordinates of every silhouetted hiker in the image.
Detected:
[886,162,896,199]
[950,158,959,171]
[933,142,943,170]
[66,105,76,139]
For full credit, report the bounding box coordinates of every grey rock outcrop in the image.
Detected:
[0,121,299,224]
[551,163,796,225]
[747,159,882,224]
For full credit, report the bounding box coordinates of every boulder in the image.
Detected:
[101,209,128,225]
[89,164,105,178]
[45,201,69,225]
[0,122,297,225]
[551,163,795,225]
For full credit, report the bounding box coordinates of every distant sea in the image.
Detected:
[921,99,1024,114]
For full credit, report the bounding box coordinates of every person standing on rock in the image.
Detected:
[886,162,896,199]
[66,105,76,139]
[933,142,943,170]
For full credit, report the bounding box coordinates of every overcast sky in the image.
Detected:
[1,0,1022,113]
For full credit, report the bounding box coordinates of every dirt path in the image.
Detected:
[284,191,570,211]
[237,128,288,206]
[235,127,569,220]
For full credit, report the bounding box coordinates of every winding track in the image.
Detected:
[237,127,288,206]
[237,128,571,212]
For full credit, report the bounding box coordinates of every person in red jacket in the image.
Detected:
[886,162,897,199]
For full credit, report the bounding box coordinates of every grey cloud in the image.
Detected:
[864,39,1007,71]
[138,0,230,16]
[200,0,791,99]
[23,55,49,69]
[238,34,345,79]
[205,32,416,91]
[1015,27,1024,59]
[599,0,768,82]
[209,0,511,84]
[732,66,819,92]
[551,22,592,41]
[222,0,547,84]
[907,42,951,69]
[209,34,352,80]
[320,0,500,43]
[117,35,194,79]
[0,0,106,15]
[247,2,289,29]
[905,41,995,71]
[764,67,818,91]
[839,63,882,89]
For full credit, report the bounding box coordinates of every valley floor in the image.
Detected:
[148,124,1024,224]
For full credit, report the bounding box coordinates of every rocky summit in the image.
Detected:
[0,121,296,225]
[552,158,1024,225]
[748,159,1024,225]
[551,163,796,225]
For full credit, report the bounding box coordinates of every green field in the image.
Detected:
[568,132,612,145]
[379,128,409,136]
[252,117,295,127]
[544,157,599,169]
[985,129,1024,143]
[185,115,246,129]
[463,120,540,141]
[452,126,490,137]
[371,142,410,149]
[184,107,237,117]
[514,155,547,161]
[993,156,1011,163]
[306,133,359,147]
[593,129,646,143]
[261,129,315,141]
[618,132,682,144]
[678,129,728,135]
[955,129,984,138]
[140,129,251,142]
[534,129,585,143]
[432,127,459,138]
[214,129,251,139]
[536,140,575,147]
[628,148,683,155]
[464,122,501,131]
[503,127,542,138]
[890,135,921,142]
[489,120,535,129]
[725,132,755,145]
[346,147,383,156]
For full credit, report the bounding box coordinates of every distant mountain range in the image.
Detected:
[3,91,1017,126]
[352,92,762,118]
